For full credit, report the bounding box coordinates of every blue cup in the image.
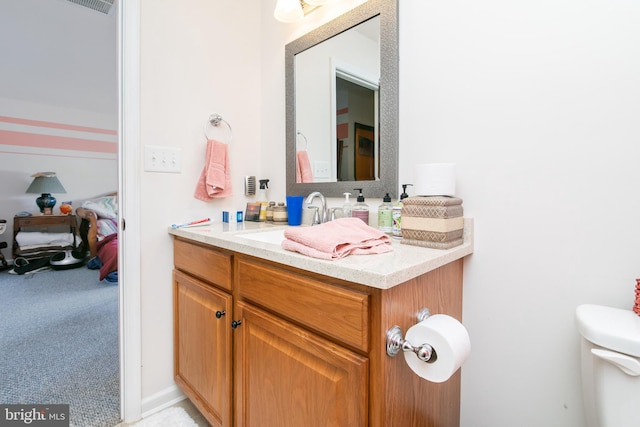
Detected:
[286,195,304,226]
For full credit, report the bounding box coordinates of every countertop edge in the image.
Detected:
[169,218,474,290]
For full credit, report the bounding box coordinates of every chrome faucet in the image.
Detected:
[305,191,327,224]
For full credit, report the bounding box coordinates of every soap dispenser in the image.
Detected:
[392,184,412,238]
[377,193,393,234]
[351,188,369,224]
[342,192,353,218]
[258,179,270,222]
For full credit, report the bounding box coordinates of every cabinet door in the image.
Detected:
[174,270,232,427]
[234,302,368,427]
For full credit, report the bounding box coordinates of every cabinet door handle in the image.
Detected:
[215,310,226,319]
[231,320,242,329]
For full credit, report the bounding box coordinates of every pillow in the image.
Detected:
[81,196,118,219]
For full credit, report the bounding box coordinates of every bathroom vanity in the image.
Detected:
[169,220,473,427]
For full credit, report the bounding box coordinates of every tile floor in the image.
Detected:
[114,399,209,426]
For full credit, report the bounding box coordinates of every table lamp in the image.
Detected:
[26,172,67,214]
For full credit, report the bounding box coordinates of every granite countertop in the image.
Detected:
[169,218,473,290]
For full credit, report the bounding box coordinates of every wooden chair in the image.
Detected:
[75,208,99,258]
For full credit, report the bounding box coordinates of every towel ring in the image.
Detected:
[204,113,233,143]
[296,130,308,151]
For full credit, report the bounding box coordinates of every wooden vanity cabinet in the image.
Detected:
[234,301,369,427]
[173,239,233,427]
[234,256,370,427]
[173,236,464,427]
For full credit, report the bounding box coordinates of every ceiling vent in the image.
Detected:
[66,0,114,14]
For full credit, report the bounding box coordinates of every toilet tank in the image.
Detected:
[576,304,640,427]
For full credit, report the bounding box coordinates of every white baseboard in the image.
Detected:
[140,384,186,418]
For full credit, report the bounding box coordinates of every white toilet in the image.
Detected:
[575,304,640,427]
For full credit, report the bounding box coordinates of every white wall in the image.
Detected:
[399,1,640,426]
[138,0,263,409]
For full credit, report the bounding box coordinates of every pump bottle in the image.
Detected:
[351,188,369,224]
[377,193,393,234]
[258,179,270,222]
[342,192,353,218]
[392,184,412,238]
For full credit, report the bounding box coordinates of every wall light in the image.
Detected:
[303,0,327,5]
[274,0,304,23]
[274,0,327,23]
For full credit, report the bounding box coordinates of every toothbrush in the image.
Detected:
[171,217,212,229]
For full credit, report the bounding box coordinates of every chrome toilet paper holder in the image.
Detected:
[386,308,437,363]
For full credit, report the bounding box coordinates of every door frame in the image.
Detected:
[118,0,142,422]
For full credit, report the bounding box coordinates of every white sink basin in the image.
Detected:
[237,228,286,245]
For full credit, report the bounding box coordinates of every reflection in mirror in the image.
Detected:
[286,0,398,198]
[336,75,379,181]
[295,16,380,183]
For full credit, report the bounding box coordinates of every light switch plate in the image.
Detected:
[144,145,181,173]
[313,160,330,179]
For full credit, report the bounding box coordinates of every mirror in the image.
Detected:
[286,0,398,198]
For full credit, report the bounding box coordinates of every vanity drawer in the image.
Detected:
[174,238,232,291]
[236,257,369,352]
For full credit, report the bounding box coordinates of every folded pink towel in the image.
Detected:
[296,150,314,183]
[194,139,232,200]
[281,217,393,260]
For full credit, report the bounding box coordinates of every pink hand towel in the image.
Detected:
[281,217,393,260]
[194,139,232,200]
[296,150,314,183]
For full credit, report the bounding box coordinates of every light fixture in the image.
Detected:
[274,0,304,23]
[274,0,327,23]
[25,172,67,215]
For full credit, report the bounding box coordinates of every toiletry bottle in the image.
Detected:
[258,179,270,222]
[266,201,276,223]
[392,184,412,239]
[351,188,369,224]
[377,193,393,234]
[342,192,353,218]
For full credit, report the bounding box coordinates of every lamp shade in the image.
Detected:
[274,0,304,23]
[26,172,66,194]
[302,0,327,5]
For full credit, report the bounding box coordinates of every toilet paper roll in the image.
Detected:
[414,163,456,196]
[403,314,470,383]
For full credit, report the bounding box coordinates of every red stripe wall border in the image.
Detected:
[0,130,117,154]
[0,115,117,136]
